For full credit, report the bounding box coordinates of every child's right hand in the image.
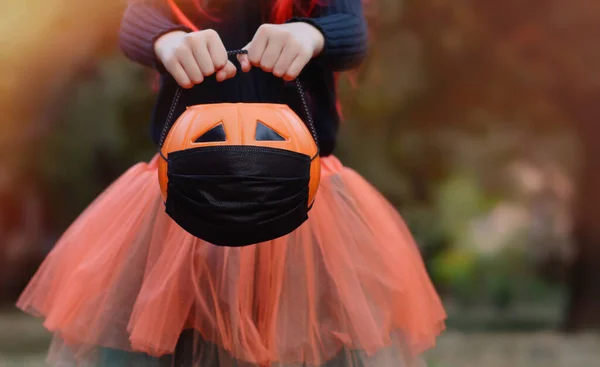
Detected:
[154,30,237,88]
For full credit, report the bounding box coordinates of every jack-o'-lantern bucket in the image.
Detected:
[158,51,320,246]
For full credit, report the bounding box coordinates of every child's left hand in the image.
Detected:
[238,22,325,81]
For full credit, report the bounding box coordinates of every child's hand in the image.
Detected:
[154,30,237,88]
[238,22,325,81]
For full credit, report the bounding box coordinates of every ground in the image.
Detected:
[0,310,598,367]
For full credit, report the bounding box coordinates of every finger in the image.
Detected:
[216,61,237,82]
[166,61,193,88]
[272,43,298,78]
[283,52,310,81]
[237,48,252,72]
[176,47,204,84]
[259,37,284,72]
[206,31,228,71]
[192,43,216,77]
[247,26,270,66]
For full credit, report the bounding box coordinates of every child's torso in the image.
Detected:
[152,0,340,156]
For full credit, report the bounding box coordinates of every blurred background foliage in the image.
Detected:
[1,0,600,365]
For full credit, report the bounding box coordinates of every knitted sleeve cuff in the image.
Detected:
[119,0,192,70]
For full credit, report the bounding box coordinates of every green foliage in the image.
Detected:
[435,172,495,249]
[401,204,446,255]
[432,247,480,305]
[35,55,156,228]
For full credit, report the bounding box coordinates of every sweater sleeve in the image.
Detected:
[288,0,369,71]
[118,0,191,69]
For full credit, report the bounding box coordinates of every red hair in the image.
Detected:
[167,0,321,28]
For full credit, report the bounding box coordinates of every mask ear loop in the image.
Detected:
[158,49,320,161]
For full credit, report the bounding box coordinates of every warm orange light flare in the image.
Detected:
[0,0,124,185]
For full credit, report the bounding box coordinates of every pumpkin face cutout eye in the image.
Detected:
[255,121,286,141]
[159,103,320,209]
[194,123,226,143]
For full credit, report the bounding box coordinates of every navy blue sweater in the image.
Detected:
[118,0,368,156]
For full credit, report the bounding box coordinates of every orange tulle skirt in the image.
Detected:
[17,155,446,366]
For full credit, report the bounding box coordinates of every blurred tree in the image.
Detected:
[0,0,127,300]
[394,0,600,330]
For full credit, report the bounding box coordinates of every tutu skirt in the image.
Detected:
[18,155,446,366]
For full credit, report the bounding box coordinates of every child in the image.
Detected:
[17,0,446,365]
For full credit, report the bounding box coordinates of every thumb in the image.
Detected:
[237,44,252,72]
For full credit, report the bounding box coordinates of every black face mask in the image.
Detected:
[165,145,315,247]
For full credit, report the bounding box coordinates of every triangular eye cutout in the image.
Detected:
[255,121,286,141]
[194,123,226,143]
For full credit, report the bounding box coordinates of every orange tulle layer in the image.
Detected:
[18,155,446,366]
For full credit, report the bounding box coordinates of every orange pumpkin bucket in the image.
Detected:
[158,50,320,246]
